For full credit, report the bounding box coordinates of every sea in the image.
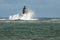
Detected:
[0,18,60,40]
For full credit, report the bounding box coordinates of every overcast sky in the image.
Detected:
[0,0,60,18]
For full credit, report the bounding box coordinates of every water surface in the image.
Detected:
[0,20,60,40]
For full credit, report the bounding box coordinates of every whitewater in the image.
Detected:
[9,8,38,20]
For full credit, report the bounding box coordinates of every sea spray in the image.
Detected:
[9,14,20,20]
[9,9,38,20]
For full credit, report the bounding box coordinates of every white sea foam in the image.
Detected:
[9,9,38,20]
[0,19,6,20]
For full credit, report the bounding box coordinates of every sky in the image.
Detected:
[0,0,60,18]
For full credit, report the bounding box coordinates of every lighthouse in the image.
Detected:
[23,6,28,16]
